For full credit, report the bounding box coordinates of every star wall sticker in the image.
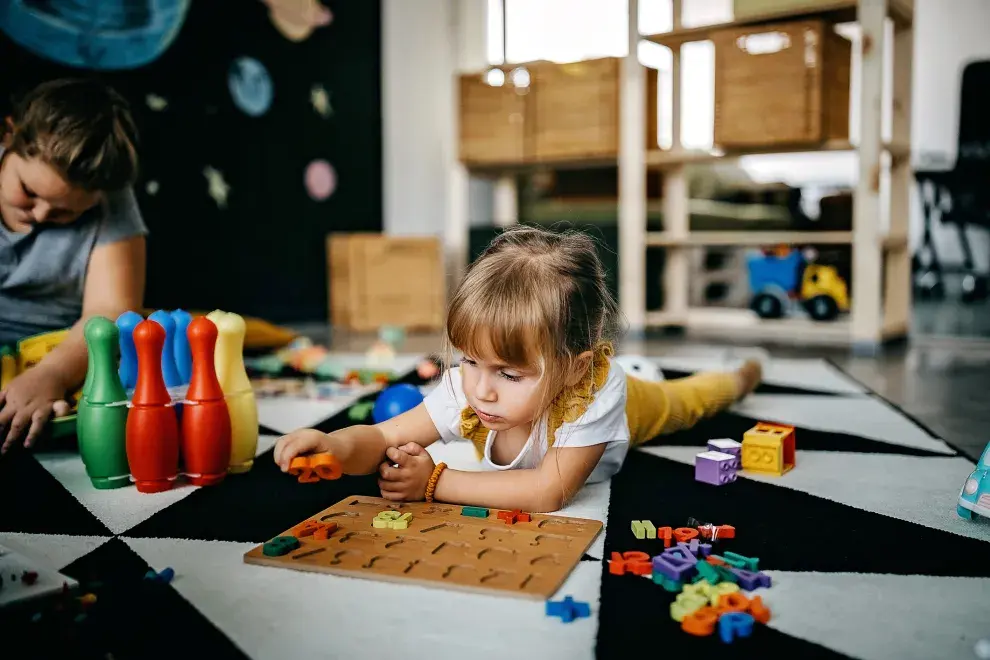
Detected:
[311,84,333,118]
[203,166,230,209]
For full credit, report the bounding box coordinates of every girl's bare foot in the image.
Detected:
[734,359,762,400]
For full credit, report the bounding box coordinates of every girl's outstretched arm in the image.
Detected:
[380,442,607,513]
[274,402,441,475]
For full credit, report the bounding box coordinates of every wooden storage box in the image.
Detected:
[459,66,528,165]
[327,234,445,332]
[530,58,622,162]
[713,19,851,148]
[458,58,658,165]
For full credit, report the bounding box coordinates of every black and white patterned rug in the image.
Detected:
[1,350,987,660]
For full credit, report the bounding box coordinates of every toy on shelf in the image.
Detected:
[957,440,990,520]
[244,495,602,599]
[695,450,740,486]
[741,422,796,476]
[746,247,849,322]
[75,309,259,493]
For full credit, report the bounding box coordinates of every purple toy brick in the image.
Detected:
[730,567,772,590]
[707,438,742,456]
[677,539,712,558]
[653,546,698,581]
[695,451,738,486]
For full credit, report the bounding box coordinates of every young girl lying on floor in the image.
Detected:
[274,225,762,512]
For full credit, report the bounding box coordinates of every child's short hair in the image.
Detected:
[445,224,621,404]
[5,78,139,192]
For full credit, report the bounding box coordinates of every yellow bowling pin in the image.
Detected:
[207,310,258,473]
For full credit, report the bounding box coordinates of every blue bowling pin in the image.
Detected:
[170,309,193,385]
[115,311,143,390]
[148,310,183,388]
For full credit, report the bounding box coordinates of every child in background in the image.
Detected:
[274,225,762,511]
[0,79,147,454]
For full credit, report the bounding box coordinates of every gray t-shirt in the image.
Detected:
[0,146,148,346]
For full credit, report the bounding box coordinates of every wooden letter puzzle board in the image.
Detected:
[244,495,603,600]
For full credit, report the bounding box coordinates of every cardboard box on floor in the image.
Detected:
[327,234,445,332]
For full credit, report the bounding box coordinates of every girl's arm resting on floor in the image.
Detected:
[433,443,607,512]
[329,403,442,475]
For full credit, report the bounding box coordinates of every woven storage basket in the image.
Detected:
[713,19,851,148]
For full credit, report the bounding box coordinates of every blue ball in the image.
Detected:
[372,384,424,424]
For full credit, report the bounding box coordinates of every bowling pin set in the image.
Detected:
[77,309,258,493]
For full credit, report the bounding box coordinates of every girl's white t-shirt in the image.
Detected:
[423,359,631,483]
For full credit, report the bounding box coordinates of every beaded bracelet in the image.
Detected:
[425,462,447,502]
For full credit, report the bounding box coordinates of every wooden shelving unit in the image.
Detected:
[450,0,915,349]
[634,0,915,348]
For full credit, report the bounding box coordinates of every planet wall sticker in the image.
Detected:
[228,57,273,117]
[0,0,191,70]
[305,160,336,201]
[260,0,332,42]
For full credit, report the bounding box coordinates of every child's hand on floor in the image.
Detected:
[0,367,74,454]
[378,443,436,502]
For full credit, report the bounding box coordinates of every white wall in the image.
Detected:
[908,0,990,269]
[382,0,454,238]
[381,0,491,242]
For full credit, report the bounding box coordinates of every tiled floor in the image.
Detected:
[299,322,990,462]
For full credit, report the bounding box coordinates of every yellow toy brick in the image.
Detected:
[373,511,413,530]
[742,422,796,476]
[670,592,707,622]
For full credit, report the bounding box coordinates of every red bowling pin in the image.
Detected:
[181,317,231,486]
[126,319,180,493]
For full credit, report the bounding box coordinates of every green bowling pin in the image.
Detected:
[77,317,130,489]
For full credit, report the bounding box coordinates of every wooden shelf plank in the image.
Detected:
[648,141,856,166]
[647,308,853,345]
[463,140,910,173]
[645,306,906,345]
[647,231,854,247]
[644,0,912,48]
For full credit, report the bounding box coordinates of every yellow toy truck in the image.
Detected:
[746,248,849,322]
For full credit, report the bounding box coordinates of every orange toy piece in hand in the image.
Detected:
[288,453,342,483]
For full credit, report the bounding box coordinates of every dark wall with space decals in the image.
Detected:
[0,0,382,323]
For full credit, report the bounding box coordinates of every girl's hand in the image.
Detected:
[273,429,334,472]
[378,443,436,501]
[0,366,74,454]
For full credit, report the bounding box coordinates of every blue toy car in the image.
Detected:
[957,441,990,519]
